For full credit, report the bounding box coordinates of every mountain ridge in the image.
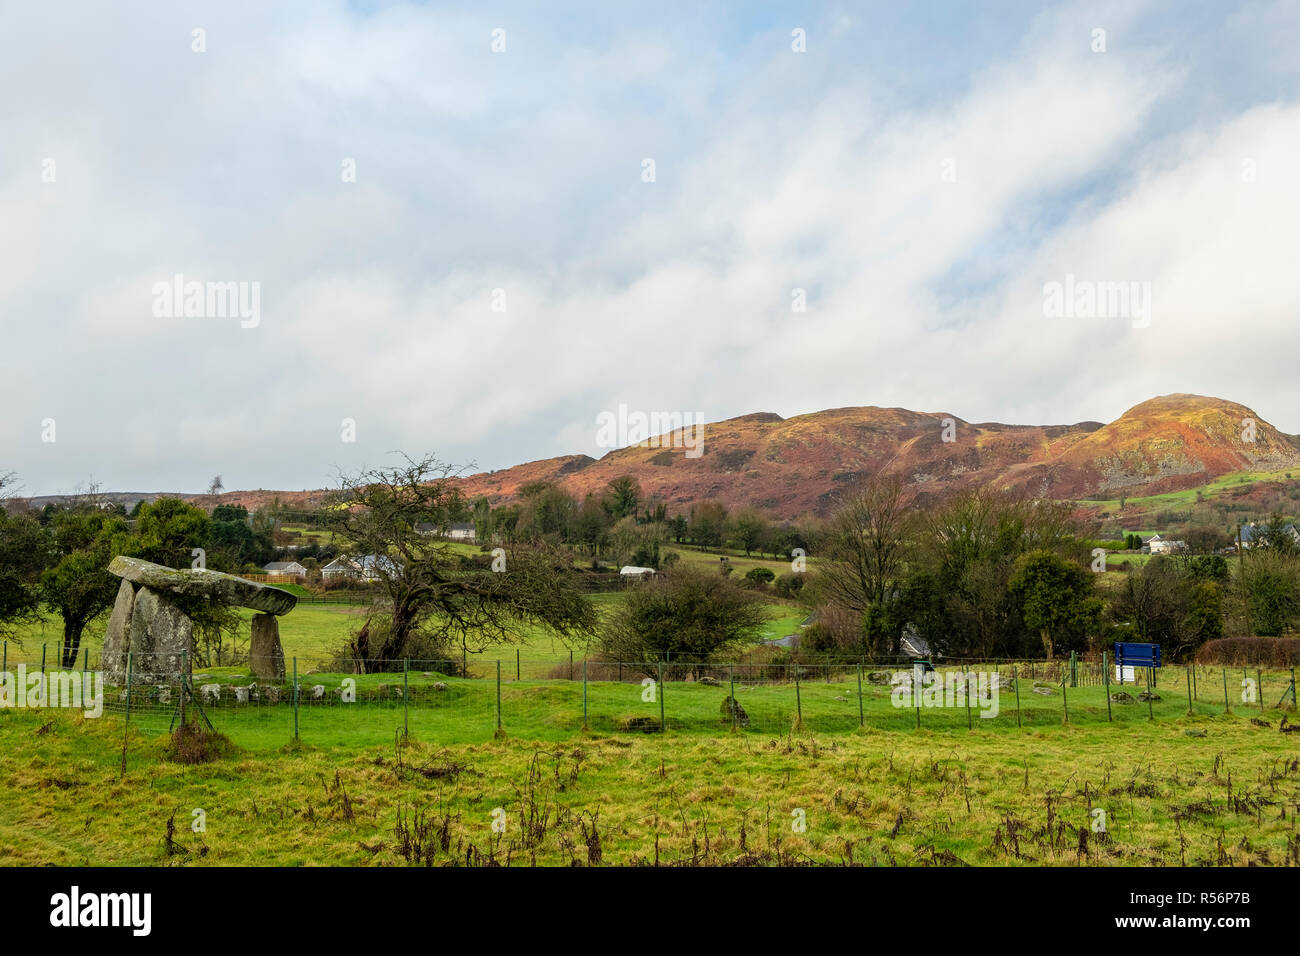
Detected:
[24,395,1293,521]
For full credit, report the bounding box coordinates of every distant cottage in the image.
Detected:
[321,554,399,582]
[263,561,307,578]
[415,522,476,542]
[1147,534,1186,555]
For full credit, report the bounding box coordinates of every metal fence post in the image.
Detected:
[729,664,736,732]
[965,672,973,730]
[180,649,188,727]
[119,651,134,776]
[1185,665,1193,716]
[856,663,864,728]
[496,659,502,734]
[914,665,922,729]
[569,650,574,681]
[1061,670,1069,724]
[516,648,520,682]
[658,660,665,733]
[1146,668,1154,721]
[1103,651,1112,722]
[1013,665,1021,728]
[1223,666,1230,714]
[40,643,46,679]
[795,669,803,728]
[292,657,299,742]
[1258,669,1264,715]
[582,658,588,730]
[403,658,409,738]
[3,640,7,675]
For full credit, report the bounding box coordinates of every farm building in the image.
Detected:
[323,554,400,582]
[1239,522,1300,549]
[262,561,307,578]
[415,522,476,542]
[1147,534,1186,555]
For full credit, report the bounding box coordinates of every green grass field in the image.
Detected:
[0,592,809,671]
[3,684,1297,866]
[1081,468,1297,513]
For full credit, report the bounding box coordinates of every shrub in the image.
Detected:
[1196,637,1300,667]
[773,572,805,598]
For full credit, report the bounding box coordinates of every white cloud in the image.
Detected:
[2,0,1299,494]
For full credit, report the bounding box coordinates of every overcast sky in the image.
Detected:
[3,0,1299,497]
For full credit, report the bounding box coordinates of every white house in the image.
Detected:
[415,522,476,542]
[321,556,359,581]
[1239,522,1300,549]
[263,561,307,578]
[620,566,656,579]
[321,554,398,582]
[1147,534,1186,555]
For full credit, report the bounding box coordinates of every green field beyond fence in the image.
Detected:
[9,646,1295,752]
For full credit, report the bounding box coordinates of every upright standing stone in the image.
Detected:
[249,613,286,680]
[128,587,193,684]
[102,578,137,682]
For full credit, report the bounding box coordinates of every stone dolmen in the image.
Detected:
[102,556,297,684]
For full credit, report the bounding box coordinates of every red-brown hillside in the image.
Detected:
[451,394,1300,518]
[191,395,1300,520]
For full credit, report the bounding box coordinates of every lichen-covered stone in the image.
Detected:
[249,613,286,680]
[128,586,193,683]
[101,578,136,682]
[108,555,296,615]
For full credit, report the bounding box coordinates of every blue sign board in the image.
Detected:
[1114,642,1161,669]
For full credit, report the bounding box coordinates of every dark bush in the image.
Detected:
[1195,637,1300,666]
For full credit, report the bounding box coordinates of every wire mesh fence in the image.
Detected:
[3,640,1296,749]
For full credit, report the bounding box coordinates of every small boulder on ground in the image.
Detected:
[720,695,750,727]
[698,676,721,686]
[1110,691,1135,704]
[618,715,660,733]
[1138,691,1161,702]
[1031,683,1056,696]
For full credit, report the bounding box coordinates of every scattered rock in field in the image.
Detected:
[1031,683,1056,696]
[834,696,849,703]
[1138,691,1161,702]
[1110,692,1135,704]
[618,715,660,733]
[699,676,721,686]
[866,671,891,685]
[721,695,750,727]
[1184,729,1207,738]
[1251,716,1271,728]
[433,682,448,691]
